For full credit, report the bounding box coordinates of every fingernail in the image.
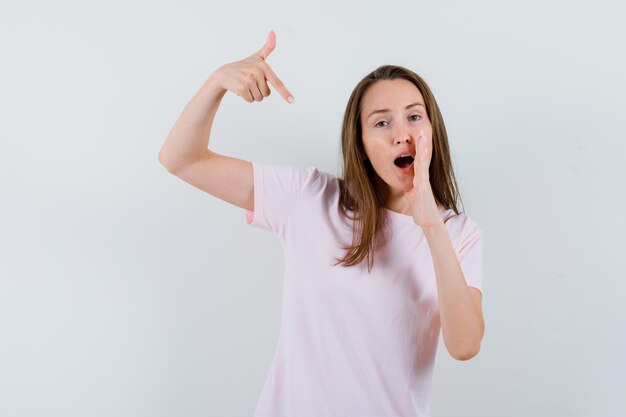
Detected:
[288,96,295,104]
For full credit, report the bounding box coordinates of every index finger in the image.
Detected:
[264,64,294,104]
[417,133,430,177]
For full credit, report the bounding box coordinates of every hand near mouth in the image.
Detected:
[403,131,444,230]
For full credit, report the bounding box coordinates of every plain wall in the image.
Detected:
[1,0,625,416]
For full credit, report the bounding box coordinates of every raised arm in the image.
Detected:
[158,31,294,211]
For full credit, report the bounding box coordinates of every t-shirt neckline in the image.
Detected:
[383,206,450,223]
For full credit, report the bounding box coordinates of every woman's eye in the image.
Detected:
[409,114,421,122]
[375,121,389,127]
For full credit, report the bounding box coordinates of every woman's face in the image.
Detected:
[360,78,433,201]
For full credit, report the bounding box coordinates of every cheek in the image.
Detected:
[363,133,384,152]
[415,121,432,139]
[424,123,433,136]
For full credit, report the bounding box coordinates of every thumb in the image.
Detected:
[256,30,276,60]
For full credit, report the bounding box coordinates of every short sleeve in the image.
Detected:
[245,163,318,237]
[447,214,485,292]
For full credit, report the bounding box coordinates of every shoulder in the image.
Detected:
[252,163,337,195]
[439,207,484,242]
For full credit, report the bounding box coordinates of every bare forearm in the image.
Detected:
[159,32,294,171]
[158,74,226,170]
[423,222,484,360]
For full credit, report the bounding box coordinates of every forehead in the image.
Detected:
[361,79,425,112]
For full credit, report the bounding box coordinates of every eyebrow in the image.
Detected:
[366,102,425,120]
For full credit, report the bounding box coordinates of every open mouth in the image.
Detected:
[394,155,415,169]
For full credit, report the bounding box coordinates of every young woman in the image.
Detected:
[159,31,485,417]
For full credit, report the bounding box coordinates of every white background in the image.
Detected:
[1,1,625,416]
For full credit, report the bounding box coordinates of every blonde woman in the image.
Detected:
[159,31,485,417]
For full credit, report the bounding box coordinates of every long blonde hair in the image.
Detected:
[334,65,464,271]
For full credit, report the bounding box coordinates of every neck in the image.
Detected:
[385,192,412,216]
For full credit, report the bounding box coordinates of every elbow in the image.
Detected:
[445,317,485,361]
[158,149,180,174]
[158,147,208,174]
[449,343,481,361]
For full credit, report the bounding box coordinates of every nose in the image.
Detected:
[394,123,413,144]
[395,135,412,145]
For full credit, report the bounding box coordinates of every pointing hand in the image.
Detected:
[214,31,294,104]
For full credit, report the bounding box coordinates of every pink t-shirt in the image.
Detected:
[245,163,484,417]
